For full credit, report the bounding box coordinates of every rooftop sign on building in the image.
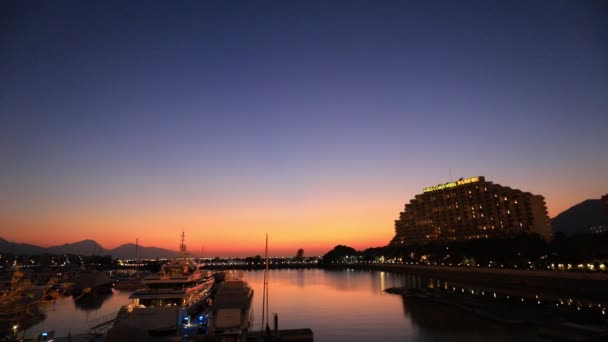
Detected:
[423,177,480,193]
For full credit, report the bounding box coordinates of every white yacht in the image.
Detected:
[208,271,254,341]
[107,233,214,339]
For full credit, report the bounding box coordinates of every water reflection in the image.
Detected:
[74,293,113,312]
[25,290,131,339]
[24,270,562,341]
[401,296,545,341]
[244,270,547,341]
[295,269,305,288]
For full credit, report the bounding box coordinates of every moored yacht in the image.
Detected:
[107,233,214,339]
[208,271,254,341]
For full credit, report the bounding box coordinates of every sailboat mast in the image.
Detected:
[261,233,270,330]
[265,235,270,328]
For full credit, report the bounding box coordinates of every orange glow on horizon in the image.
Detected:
[1,196,398,257]
[1,183,603,256]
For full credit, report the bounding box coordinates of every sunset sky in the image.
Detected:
[1,1,607,256]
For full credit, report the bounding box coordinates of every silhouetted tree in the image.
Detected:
[322,245,358,265]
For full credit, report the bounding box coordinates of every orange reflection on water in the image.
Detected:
[243,269,417,340]
[241,269,546,341]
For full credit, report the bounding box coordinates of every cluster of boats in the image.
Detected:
[3,233,313,341]
[106,234,254,341]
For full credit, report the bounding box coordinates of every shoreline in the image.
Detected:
[384,286,608,341]
[333,263,608,301]
[203,262,608,300]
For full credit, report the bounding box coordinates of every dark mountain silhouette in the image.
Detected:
[109,243,177,259]
[0,238,46,255]
[46,239,107,255]
[551,199,608,236]
[0,238,177,259]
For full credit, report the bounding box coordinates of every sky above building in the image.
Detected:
[1,1,607,256]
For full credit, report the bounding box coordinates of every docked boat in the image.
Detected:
[107,233,214,339]
[208,271,254,341]
[112,276,144,290]
[71,270,113,298]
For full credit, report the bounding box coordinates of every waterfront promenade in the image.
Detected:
[203,259,607,300]
[344,263,608,301]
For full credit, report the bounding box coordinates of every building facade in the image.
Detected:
[390,176,551,245]
[602,194,608,214]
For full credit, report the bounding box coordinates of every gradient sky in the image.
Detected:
[1,1,607,257]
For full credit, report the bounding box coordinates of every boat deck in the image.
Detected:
[111,306,180,332]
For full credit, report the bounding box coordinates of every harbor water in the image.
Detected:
[25,269,547,341]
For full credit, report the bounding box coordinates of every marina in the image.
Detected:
[3,233,607,342]
[3,234,313,341]
[3,1,607,340]
[9,269,573,341]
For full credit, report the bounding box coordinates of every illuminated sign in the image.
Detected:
[457,177,479,186]
[423,182,456,193]
[423,177,480,193]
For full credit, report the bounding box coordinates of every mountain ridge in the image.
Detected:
[551,199,608,236]
[0,238,178,259]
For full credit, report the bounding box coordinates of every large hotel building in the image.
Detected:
[390,176,552,245]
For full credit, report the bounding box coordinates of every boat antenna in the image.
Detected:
[261,233,270,331]
[135,238,139,272]
[179,230,187,254]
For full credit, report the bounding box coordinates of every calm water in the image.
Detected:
[25,269,547,341]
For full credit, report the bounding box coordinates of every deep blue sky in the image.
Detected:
[1,1,607,254]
